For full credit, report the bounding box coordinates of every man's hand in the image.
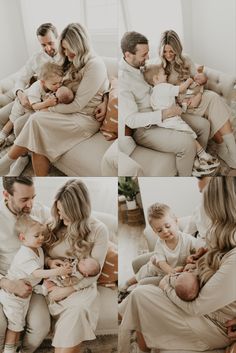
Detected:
[47,258,65,269]
[162,104,182,120]
[94,100,107,122]
[17,91,32,110]
[225,319,236,340]
[0,278,32,298]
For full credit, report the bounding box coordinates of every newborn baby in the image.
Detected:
[39,256,100,295]
[55,86,74,104]
[174,271,200,301]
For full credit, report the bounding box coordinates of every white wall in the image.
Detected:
[20,0,118,57]
[119,0,183,59]
[139,177,201,222]
[182,0,236,75]
[0,177,118,216]
[0,0,28,79]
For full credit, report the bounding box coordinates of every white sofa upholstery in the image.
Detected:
[54,57,118,176]
[129,67,236,176]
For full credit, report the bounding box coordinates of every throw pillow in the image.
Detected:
[100,77,118,140]
[98,242,118,289]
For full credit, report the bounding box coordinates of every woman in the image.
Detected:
[0,23,109,175]
[44,179,109,353]
[158,30,236,169]
[119,177,236,353]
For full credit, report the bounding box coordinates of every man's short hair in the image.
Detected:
[2,177,34,196]
[121,31,148,55]
[36,23,58,38]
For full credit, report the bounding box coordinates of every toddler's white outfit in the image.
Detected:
[150,82,197,138]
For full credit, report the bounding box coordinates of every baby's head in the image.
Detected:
[143,64,167,86]
[147,203,179,241]
[56,86,74,104]
[175,271,200,301]
[78,257,100,277]
[15,214,45,249]
[39,62,63,92]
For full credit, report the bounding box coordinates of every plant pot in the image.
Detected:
[126,199,137,210]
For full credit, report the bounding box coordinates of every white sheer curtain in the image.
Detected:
[119,0,184,59]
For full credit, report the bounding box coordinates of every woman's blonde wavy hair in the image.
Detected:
[59,23,92,83]
[197,177,236,286]
[44,179,93,259]
[159,30,191,82]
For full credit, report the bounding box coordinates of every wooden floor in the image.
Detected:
[118,222,148,286]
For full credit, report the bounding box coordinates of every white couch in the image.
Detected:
[54,57,118,176]
[127,66,236,176]
[92,210,118,335]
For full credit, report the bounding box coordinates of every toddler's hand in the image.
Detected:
[58,264,72,277]
[45,95,57,107]
[173,266,184,273]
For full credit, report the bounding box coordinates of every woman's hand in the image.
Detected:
[94,100,107,122]
[47,258,65,269]
[48,286,75,302]
[225,319,236,340]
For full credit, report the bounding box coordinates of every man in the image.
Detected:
[0,23,59,175]
[119,31,211,176]
[0,23,59,110]
[0,177,51,353]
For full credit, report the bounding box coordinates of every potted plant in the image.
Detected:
[118,177,139,210]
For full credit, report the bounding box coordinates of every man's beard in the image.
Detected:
[9,200,31,215]
[47,49,57,57]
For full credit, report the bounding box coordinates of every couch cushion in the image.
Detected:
[131,145,177,176]
[55,132,112,176]
[102,57,118,80]
[100,77,118,140]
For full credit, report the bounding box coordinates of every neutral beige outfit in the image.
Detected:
[119,247,236,352]
[0,200,50,353]
[119,58,210,176]
[168,55,231,138]
[46,217,108,348]
[14,56,109,162]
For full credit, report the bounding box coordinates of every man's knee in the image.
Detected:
[0,305,7,350]
[25,294,50,339]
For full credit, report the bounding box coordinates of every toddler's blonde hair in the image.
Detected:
[39,62,64,81]
[143,64,162,86]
